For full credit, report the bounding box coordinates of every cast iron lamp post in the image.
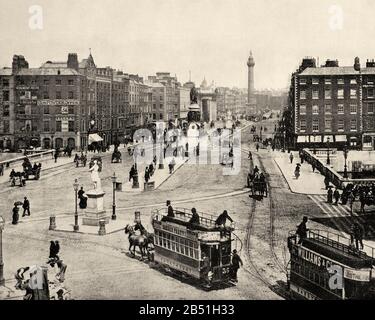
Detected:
[326,137,331,165]
[0,216,5,286]
[111,172,117,220]
[73,179,79,232]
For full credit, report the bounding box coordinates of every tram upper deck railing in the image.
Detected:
[289,229,375,259]
[152,207,236,231]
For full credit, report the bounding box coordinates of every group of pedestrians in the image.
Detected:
[327,186,341,205]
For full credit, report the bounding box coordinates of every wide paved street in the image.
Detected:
[1,119,369,300]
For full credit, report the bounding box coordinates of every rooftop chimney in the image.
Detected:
[67,53,79,71]
[12,55,29,74]
[354,57,360,71]
[324,59,339,67]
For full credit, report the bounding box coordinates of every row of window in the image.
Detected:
[299,78,357,85]
[154,229,200,260]
[300,119,358,132]
[41,91,76,99]
[299,103,360,115]
[300,88,357,100]
[35,79,76,86]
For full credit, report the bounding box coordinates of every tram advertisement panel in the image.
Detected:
[296,246,372,281]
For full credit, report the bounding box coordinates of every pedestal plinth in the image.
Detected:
[82,189,109,226]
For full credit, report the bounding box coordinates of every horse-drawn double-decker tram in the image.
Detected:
[150,207,236,288]
[287,229,375,299]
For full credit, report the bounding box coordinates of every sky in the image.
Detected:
[1,0,375,90]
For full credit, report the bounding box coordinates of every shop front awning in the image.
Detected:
[323,135,334,142]
[297,135,309,143]
[88,133,103,144]
[311,135,322,143]
[335,135,347,142]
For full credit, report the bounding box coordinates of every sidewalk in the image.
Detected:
[273,151,327,195]
[121,155,188,193]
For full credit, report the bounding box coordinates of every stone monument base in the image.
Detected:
[82,189,109,226]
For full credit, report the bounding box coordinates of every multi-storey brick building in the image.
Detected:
[287,57,375,150]
[0,53,133,151]
[147,72,179,122]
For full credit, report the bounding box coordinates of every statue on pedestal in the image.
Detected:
[88,160,101,191]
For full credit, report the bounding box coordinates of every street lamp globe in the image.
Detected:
[0,216,5,231]
[73,178,79,191]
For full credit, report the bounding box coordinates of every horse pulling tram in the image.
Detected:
[287,229,375,299]
[247,173,268,197]
[149,207,236,288]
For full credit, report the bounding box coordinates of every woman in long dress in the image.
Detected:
[89,160,101,190]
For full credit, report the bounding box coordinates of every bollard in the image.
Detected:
[98,219,106,236]
[49,215,56,230]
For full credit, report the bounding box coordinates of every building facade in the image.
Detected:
[287,57,375,150]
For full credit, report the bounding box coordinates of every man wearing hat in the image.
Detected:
[22,196,30,217]
[296,216,309,244]
[166,200,174,217]
[230,249,243,283]
[215,210,234,237]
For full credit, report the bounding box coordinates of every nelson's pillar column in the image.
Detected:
[247,51,256,116]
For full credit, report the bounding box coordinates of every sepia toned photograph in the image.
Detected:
[0,0,375,307]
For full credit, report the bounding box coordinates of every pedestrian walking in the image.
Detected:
[296,216,309,244]
[54,150,58,163]
[334,188,340,205]
[149,163,154,177]
[289,153,294,164]
[144,167,150,183]
[129,165,135,182]
[256,143,259,152]
[230,249,243,282]
[312,163,316,173]
[327,187,333,204]
[22,197,30,217]
[0,163,4,176]
[248,151,252,160]
[12,203,19,225]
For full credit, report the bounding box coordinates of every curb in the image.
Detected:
[155,158,189,190]
[273,157,325,196]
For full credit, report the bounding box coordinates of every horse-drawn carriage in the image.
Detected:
[247,173,268,197]
[10,171,26,187]
[24,166,41,180]
[111,150,122,163]
[74,154,87,167]
[22,159,41,180]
